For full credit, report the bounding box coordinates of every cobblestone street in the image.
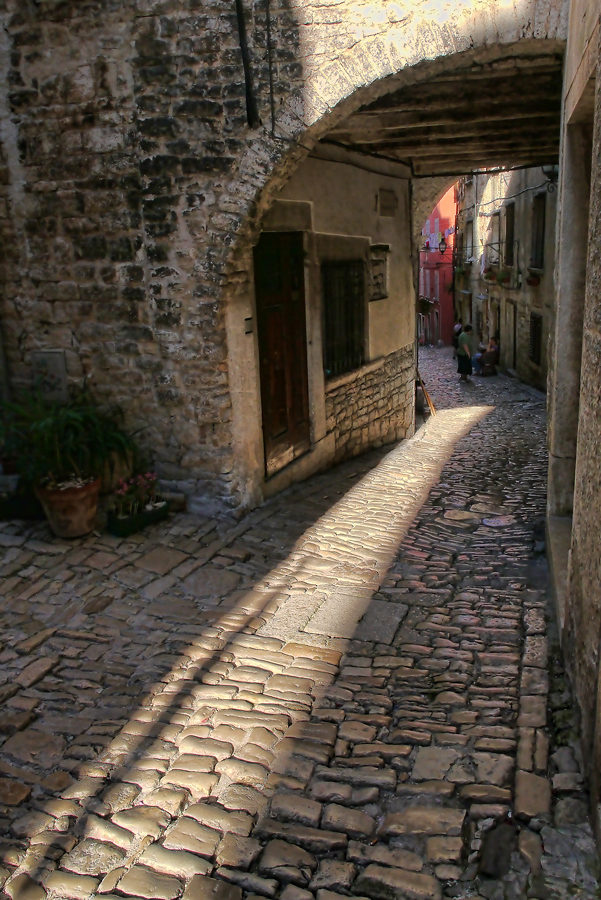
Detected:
[0,348,598,900]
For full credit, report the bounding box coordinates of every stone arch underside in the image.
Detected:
[229,36,566,268]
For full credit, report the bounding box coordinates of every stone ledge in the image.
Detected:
[546,515,572,640]
[325,357,389,392]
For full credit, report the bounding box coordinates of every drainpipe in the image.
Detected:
[234,0,261,129]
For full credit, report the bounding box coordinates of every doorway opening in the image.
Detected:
[254,231,311,477]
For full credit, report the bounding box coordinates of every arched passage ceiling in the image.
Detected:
[320,51,564,177]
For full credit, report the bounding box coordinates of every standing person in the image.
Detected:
[452,322,462,359]
[457,324,473,381]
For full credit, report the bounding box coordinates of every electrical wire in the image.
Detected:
[457,180,550,217]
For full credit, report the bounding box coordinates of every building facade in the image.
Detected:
[546,0,601,841]
[454,168,557,391]
[418,185,457,347]
[228,145,415,504]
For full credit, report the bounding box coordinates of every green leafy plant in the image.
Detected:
[497,270,511,285]
[418,296,433,315]
[0,389,137,489]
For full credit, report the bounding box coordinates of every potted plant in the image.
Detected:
[526,275,541,287]
[455,265,465,277]
[497,270,511,286]
[0,390,136,538]
[418,296,433,315]
[107,472,169,537]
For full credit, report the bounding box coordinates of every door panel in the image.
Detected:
[254,232,311,476]
[504,301,517,370]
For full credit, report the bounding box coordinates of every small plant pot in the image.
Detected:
[107,501,169,538]
[35,477,101,538]
[526,276,540,287]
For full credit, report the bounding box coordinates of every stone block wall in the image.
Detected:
[325,345,414,463]
[563,64,601,799]
[0,0,264,512]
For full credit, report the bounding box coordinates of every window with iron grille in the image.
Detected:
[465,220,474,260]
[530,194,546,269]
[322,260,365,378]
[529,312,543,366]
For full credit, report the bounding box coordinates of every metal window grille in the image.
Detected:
[529,312,543,366]
[465,220,474,261]
[530,194,546,269]
[322,260,365,378]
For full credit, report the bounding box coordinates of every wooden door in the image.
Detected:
[254,232,310,476]
[504,301,517,370]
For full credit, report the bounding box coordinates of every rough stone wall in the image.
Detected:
[0,0,568,512]
[325,345,414,462]
[564,54,601,778]
[0,0,248,511]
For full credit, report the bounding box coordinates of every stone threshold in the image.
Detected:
[546,515,572,640]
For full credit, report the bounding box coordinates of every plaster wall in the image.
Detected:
[278,156,414,357]
[226,152,415,508]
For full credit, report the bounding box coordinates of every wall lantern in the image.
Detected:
[542,164,559,191]
[439,237,447,256]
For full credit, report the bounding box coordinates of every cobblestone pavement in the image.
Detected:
[0,348,598,900]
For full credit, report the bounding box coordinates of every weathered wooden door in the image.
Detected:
[504,301,517,370]
[254,232,310,476]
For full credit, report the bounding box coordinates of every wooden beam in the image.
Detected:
[362,73,562,114]
[331,116,560,145]
[351,131,560,154]
[330,104,561,134]
[412,153,560,175]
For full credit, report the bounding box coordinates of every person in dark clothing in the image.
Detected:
[452,322,462,359]
[457,324,473,381]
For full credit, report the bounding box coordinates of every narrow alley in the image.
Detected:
[0,350,598,900]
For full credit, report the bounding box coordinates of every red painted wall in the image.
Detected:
[419,185,458,346]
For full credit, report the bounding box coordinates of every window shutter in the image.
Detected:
[529,312,543,366]
[530,194,546,269]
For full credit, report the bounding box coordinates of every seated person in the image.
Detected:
[480,337,499,375]
[472,341,487,374]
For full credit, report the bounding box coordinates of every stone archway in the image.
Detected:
[0,0,567,512]
[222,33,565,509]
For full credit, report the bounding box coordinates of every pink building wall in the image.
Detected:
[419,185,458,346]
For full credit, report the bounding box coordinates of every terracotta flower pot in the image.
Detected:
[35,477,101,538]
